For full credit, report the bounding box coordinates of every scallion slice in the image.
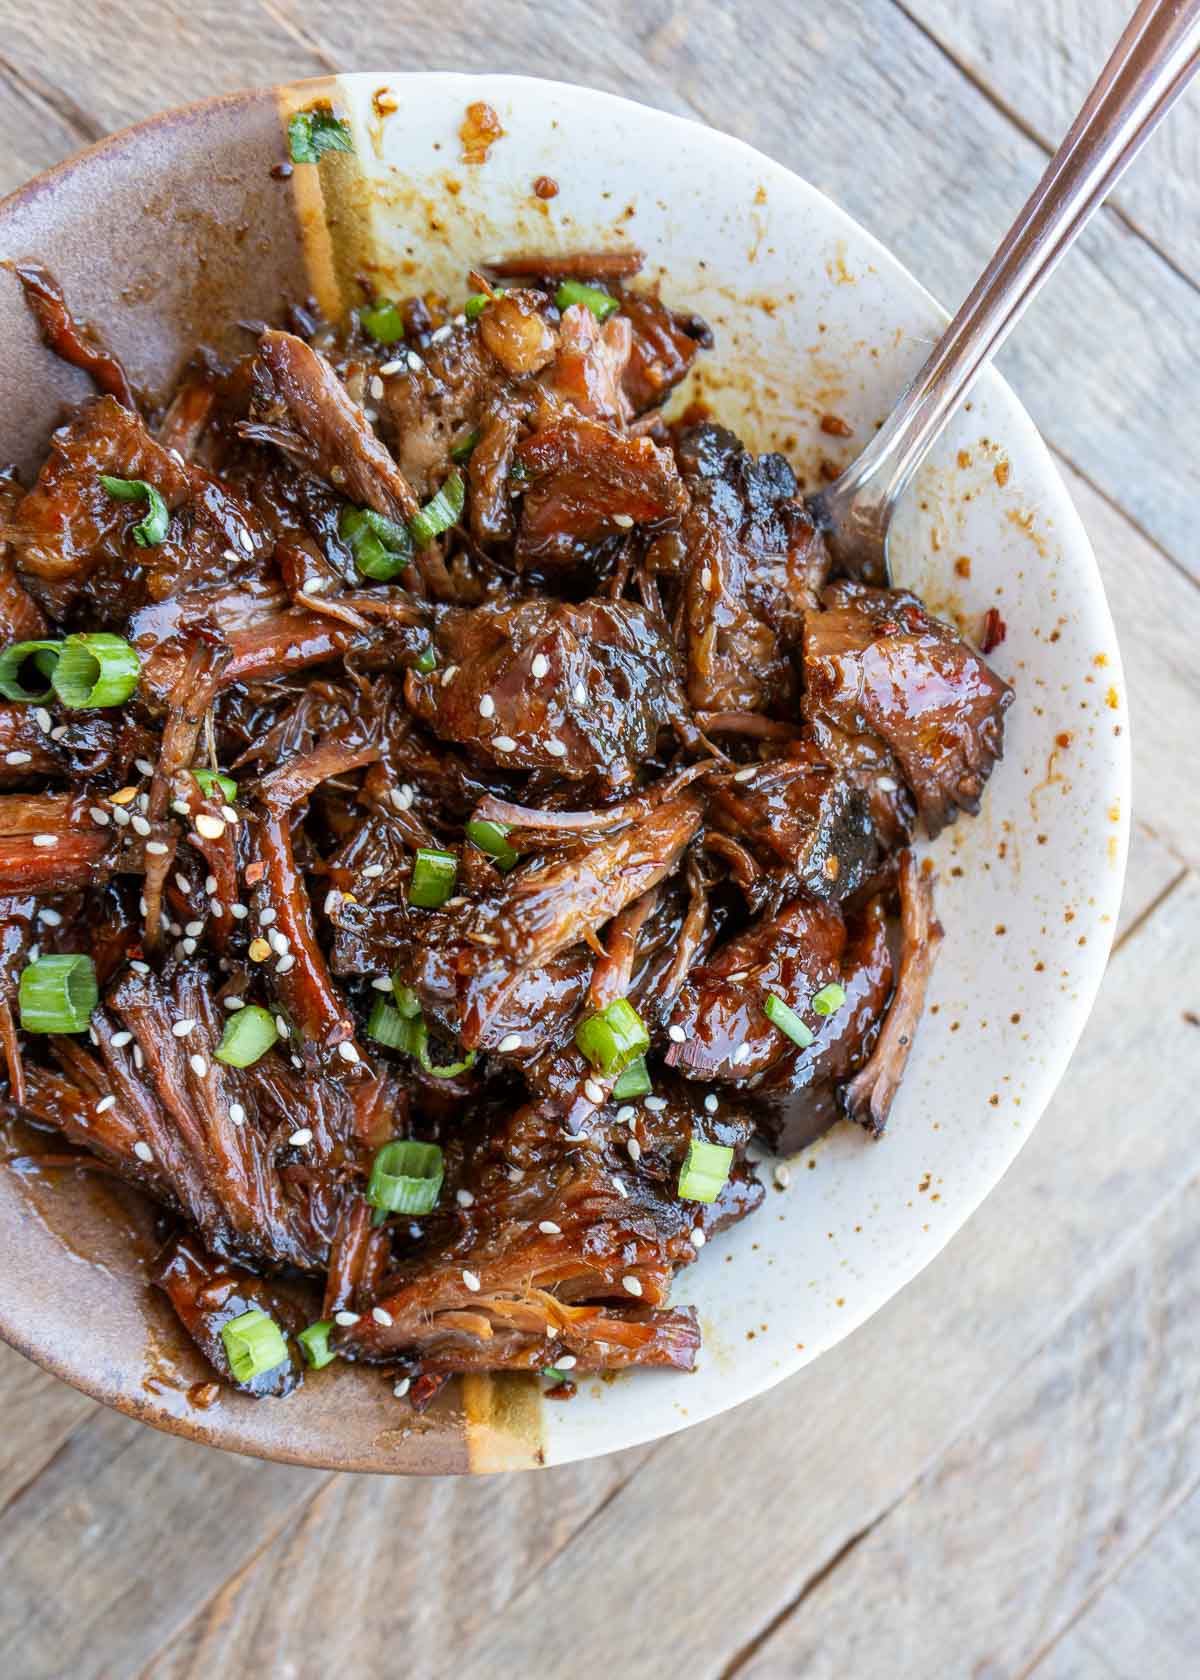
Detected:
[18,953,98,1034]
[763,993,815,1050]
[449,429,479,463]
[359,299,406,344]
[215,1004,278,1068]
[465,817,518,871]
[191,768,238,802]
[100,475,169,545]
[464,289,504,320]
[414,645,438,674]
[415,1030,477,1081]
[287,108,354,165]
[220,1308,289,1383]
[677,1138,734,1204]
[611,1056,651,1101]
[409,470,465,547]
[0,640,61,702]
[391,981,423,1020]
[339,503,413,581]
[50,633,140,709]
[575,998,650,1076]
[554,280,619,323]
[408,847,458,908]
[366,1140,444,1216]
[812,982,847,1016]
[367,997,421,1054]
[297,1319,337,1370]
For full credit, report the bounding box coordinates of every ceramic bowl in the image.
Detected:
[0,72,1129,1472]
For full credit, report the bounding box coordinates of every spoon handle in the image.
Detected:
[814,0,1200,574]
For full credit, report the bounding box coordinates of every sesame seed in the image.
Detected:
[49,726,69,743]
[393,1377,411,1397]
[493,735,517,752]
[390,784,414,811]
[133,1140,153,1163]
[369,374,384,400]
[733,1042,751,1065]
[171,1019,196,1038]
[644,1095,668,1113]
[478,692,495,718]
[268,930,290,954]
[229,903,249,920]
[324,890,344,914]
[337,1040,360,1063]
[545,737,567,758]
[668,1024,686,1044]
[611,1175,629,1198]
[237,527,254,556]
[363,863,384,879]
[223,996,245,1010]
[627,1137,642,1162]
[184,920,203,937]
[129,960,150,975]
[288,1128,312,1146]
[111,807,131,827]
[32,834,56,848]
[90,807,110,827]
[774,1163,792,1188]
[497,1032,522,1053]
[690,1227,706,1249]
[371,976,394,992]
[144,840,168,857]
[221,805,240,825]
[406,351,424,373]
[379,358,404,376]
[700,567,713,590]
[37,907,62,927]
[538,1220,561,1234]
[572,682,586,705]
[462,1270,481,1292]
[431,323,453,343]
[334,1310,360,1327]
[34,708,51,733]
[189,1053,208,1077]
[194,813,225,840]
[557,1354,578,1370]
[95,1095,116,1114]
[135,757,155,777]
[622,1274,643,1296]
[276,953,296,974]
[583,1078,605,1105]
[204,874,218,895]
[733,766,757,783]
[181,938,198,956]
[111,1031,133,1048]
[131,814,151,836]
[454,312,467,327]
[274,1015,288,1037]
[133,1045,145,1069]
[613,513,634,529]
[440,664,459,687]
[372,1305,393,1325]
[222,548,240,565]
[229,1102,245,1125]
[528,654,550,683]
[258,907,277,926]
[616,1105,635,1124]
[877,775,899,792]
[210,900,225,917]
[704,1093,719,1114]
[291,1054,302,1068]
[4,750,31,766]
[173,872,190,894]
[171,799,191,816]
[456,1189,475,1207]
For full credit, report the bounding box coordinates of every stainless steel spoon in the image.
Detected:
[810,0,1200,585]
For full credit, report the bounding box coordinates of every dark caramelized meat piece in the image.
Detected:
[155,1233,304,1398]
[803,581,1013,836]
[540,304,633,423]
[619,290,711,415]
[708,755,878,904]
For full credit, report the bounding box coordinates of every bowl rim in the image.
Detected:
[0,68,1131,1472]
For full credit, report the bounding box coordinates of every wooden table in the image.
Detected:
[1,3,1197,1674]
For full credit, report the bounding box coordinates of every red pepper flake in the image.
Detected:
[980,606,1007,653]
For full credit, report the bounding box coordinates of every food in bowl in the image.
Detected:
[0,219,1011,1402]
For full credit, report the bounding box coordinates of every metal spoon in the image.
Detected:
[810,0,1200,585]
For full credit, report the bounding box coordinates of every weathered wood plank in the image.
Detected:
[738,1169,1200,1677]
[437,873,1200,1680]
[1113,821,1183,942]
[901,0,1200,284]
[0,1341,96,1515]
[0,54,103,201]
[0,1407,324,1680]
[144,1441,653,1680]
[1033,1481,1200,1679]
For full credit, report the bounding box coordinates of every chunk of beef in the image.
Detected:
[619,291,711,415]
[708,755,879,906]
[0,793,112,892]
[677,422,828,713]
[154,1232,304,1397]
[540,304,632,424]
[10,262,137,408]
[405,597,688,781]
[803,581,1013,836]
[516,413,687,567]
[665,895,846,1083]
[0,468,49,641]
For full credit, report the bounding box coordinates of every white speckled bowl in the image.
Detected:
[0,73,1129,1472]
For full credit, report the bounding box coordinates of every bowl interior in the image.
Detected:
[0,72,1129,1472]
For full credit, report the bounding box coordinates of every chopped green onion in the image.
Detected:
[542,1367,569,1382]
[554,280,620,323]
[611,1056,651,1101]
[297,1320,337,1370]
[50,633,140,709]
[464,289,504,320]
[0,640,61,702]
[287,108,354,165]
[575,998,650,1076]
[414,644,438,674]
[100,475,169,546]
[763,993,815,1050]
[508,458,529,483]
[215,1004,278,1068]
[408,847,458,908]
[409,470,465,548]
[366,1140,444,1216]
[812,982,847,1017]
[677,1138,734,1204]
[465,818,518,871]
[339,503,413,581]
[220,1308,289,1383]
[392,980,423,1019]
[415,1031,477,1080]
[449,429,479,463]
[18,953,98,1034]
[191,768,238,803]
[367,997,421,1054]
[359,299,405,344]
